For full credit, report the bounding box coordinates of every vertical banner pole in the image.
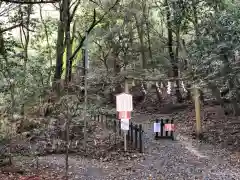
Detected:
[116,77,132,152]
[124,128,127,151]
[124,77,129,151]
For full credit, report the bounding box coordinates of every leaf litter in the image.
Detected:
[1,97,240,179]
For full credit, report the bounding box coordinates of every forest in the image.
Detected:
[0,0,240,179]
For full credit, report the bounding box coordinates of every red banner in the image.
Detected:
[164,124,175,131]
[118,111,131,119]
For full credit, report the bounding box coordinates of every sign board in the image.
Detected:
[121,119,129,130]
[154,122,161,132]
[164,124,175,131]
[118,111,131,119]
[167,81,171,94]
[116,93,133,112]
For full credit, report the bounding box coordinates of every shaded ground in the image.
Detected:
[175,105,240,152]
[6,111,238,180]
[131,112,240,179]
[1,96,240,179]
[11,118,238,180]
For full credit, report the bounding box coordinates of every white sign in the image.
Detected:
[154,122,161,132]
[116,93,133,112]
[121,119,129,130]
[167,81,171,95]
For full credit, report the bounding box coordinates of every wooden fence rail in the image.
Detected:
[93,114,144,153]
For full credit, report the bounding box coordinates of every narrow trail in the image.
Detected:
[37,113,240,180]
[132,113,240,180]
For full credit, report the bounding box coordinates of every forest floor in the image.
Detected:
[0,98,240,179]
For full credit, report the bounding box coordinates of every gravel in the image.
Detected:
[36,113,240,180]
[137,123,240,180]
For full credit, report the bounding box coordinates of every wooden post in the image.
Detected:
[123,130,127,151]
[130,122,133,142]
[114,120,117,149]
[171,119,174,140]
[194,87,202,139]
[114,120,117,132]
[155,119,159,139]
[160,119,164,137]
[127,127,130,141]
[118,120,121,135]
[123,77,129,152]
[139,124,143,153]
[134,124,138,149]
[165,119,169,137]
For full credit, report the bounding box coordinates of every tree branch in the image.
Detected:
[89,0,100,6]
[69,0,81,22]
[1,0,60,4]
[0,23,22,33]
[70,0,120,62]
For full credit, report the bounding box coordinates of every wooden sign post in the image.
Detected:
[194,87,202,139]
[116,78,133,151]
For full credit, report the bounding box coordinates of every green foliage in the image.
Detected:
[1,0,240,115]
[0,15,57,112]
[189,3,240,86]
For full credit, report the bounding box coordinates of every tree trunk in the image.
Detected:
[175,26,183,103]
[155,82,162,102]
[64,0,72,83]
[192,0,199,43]
[134,15,147,69]
[134,7,147,100]
[62,0,71,178]
[113,56,122,93]
[165,0,182,103]
[40,5,52,86]
[220,49,240,115]
[0,29,15,166]
[53,4,64,87]
[81,49,86,87]
[142,1,152,60]
[20,4,32,115]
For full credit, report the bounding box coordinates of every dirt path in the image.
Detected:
[37,113,240,180]
[133,112,240,179]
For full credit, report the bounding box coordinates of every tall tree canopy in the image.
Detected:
[0,0,240,114]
